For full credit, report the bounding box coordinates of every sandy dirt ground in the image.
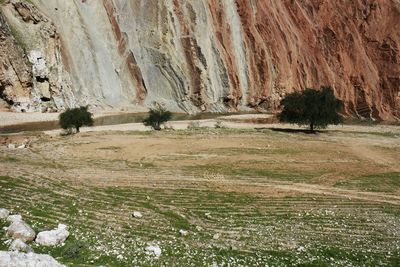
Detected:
[1,121,399,198]
[43,118,400,136]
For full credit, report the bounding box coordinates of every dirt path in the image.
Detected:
[349,144,400,172]
[244,180,400,205]
[41,119,400,136]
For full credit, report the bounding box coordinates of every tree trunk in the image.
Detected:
[154,122,161,131]
[76,126,80,133]
[310,122,314,132]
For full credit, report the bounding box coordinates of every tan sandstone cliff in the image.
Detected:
[0,0,399,120]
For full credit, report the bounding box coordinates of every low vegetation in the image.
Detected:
[1,122,399,266]
[143,105,172,130]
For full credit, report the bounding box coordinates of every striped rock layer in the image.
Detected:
[0,0,399,120]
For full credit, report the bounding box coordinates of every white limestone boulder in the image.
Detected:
[179,229,188,236]
[28,50,49,79]
[145,245,162,258]
[132,211,143,218]
[7,214,22,223]
[7,144,15,149]
[6,219,36,242]
[9,239,33,253]
[0,251,65,267]
[35,224,69,246]
[0,209,10,220]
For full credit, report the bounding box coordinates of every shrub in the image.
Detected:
[62,241,88,260]
[143,106,172,130]
[187,121,201,130]
[59,106,94,133]
[215,121,225,129]
[279,86,343,132]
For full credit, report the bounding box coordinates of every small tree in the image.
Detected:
[59,106,94,133]
[279,86,343,132]
[143,106,172,130]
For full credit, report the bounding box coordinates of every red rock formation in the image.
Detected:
[234,0,400,120]
[207,1,242,109]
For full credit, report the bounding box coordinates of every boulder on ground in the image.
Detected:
[145,245,161,258]
[35,224,69,246]
[7,219,36,242]
[0,251,65,267]
[179,229,188,236]
[7,144,15,149]
[9,239,33,253]
[17,144,26,149]
[0,208,10,220]
[132,211,143,218]
[7,215,22,223]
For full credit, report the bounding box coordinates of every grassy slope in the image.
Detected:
[0,128,399,266]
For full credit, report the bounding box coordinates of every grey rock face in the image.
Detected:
[9,239,34,253]
[0,0,399,119]
[0,251,66,267]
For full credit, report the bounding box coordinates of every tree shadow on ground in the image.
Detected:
[256,127,320,134]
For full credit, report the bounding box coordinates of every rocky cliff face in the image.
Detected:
[0,0,399,120]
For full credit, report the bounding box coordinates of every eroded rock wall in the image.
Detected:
[0,0,399,119]
[0,0,76,112]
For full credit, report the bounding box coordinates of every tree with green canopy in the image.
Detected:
[279,86,343,132]
[59,106,94,133]
[143,105,172,130]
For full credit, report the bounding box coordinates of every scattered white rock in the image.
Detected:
[297,246,306,252]
[7,215,22,223]
[35,224,69,246]
[17,144,26,149]
[116,254,124,260]
[132,211,143,218]
[205,212,212,219]
[179,229,188,236]
[0,251,65,267]
[195,225,203,231]
[7,144,15,149]
[9,239,33,253]
[0,208,10,220]
[28,50,49,79]
[7,219,36,242]
[145,245,161,258]
[213,233,220,240]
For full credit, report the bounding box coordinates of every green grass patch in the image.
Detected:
[0,156,20,162]
[1,174,399,266]
[336,172,400,192]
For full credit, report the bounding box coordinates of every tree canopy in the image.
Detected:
[143,105,172,130]
[279,87,343,132]
[59,106,94,133]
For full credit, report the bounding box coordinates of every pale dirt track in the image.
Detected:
[43,118,400,137]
